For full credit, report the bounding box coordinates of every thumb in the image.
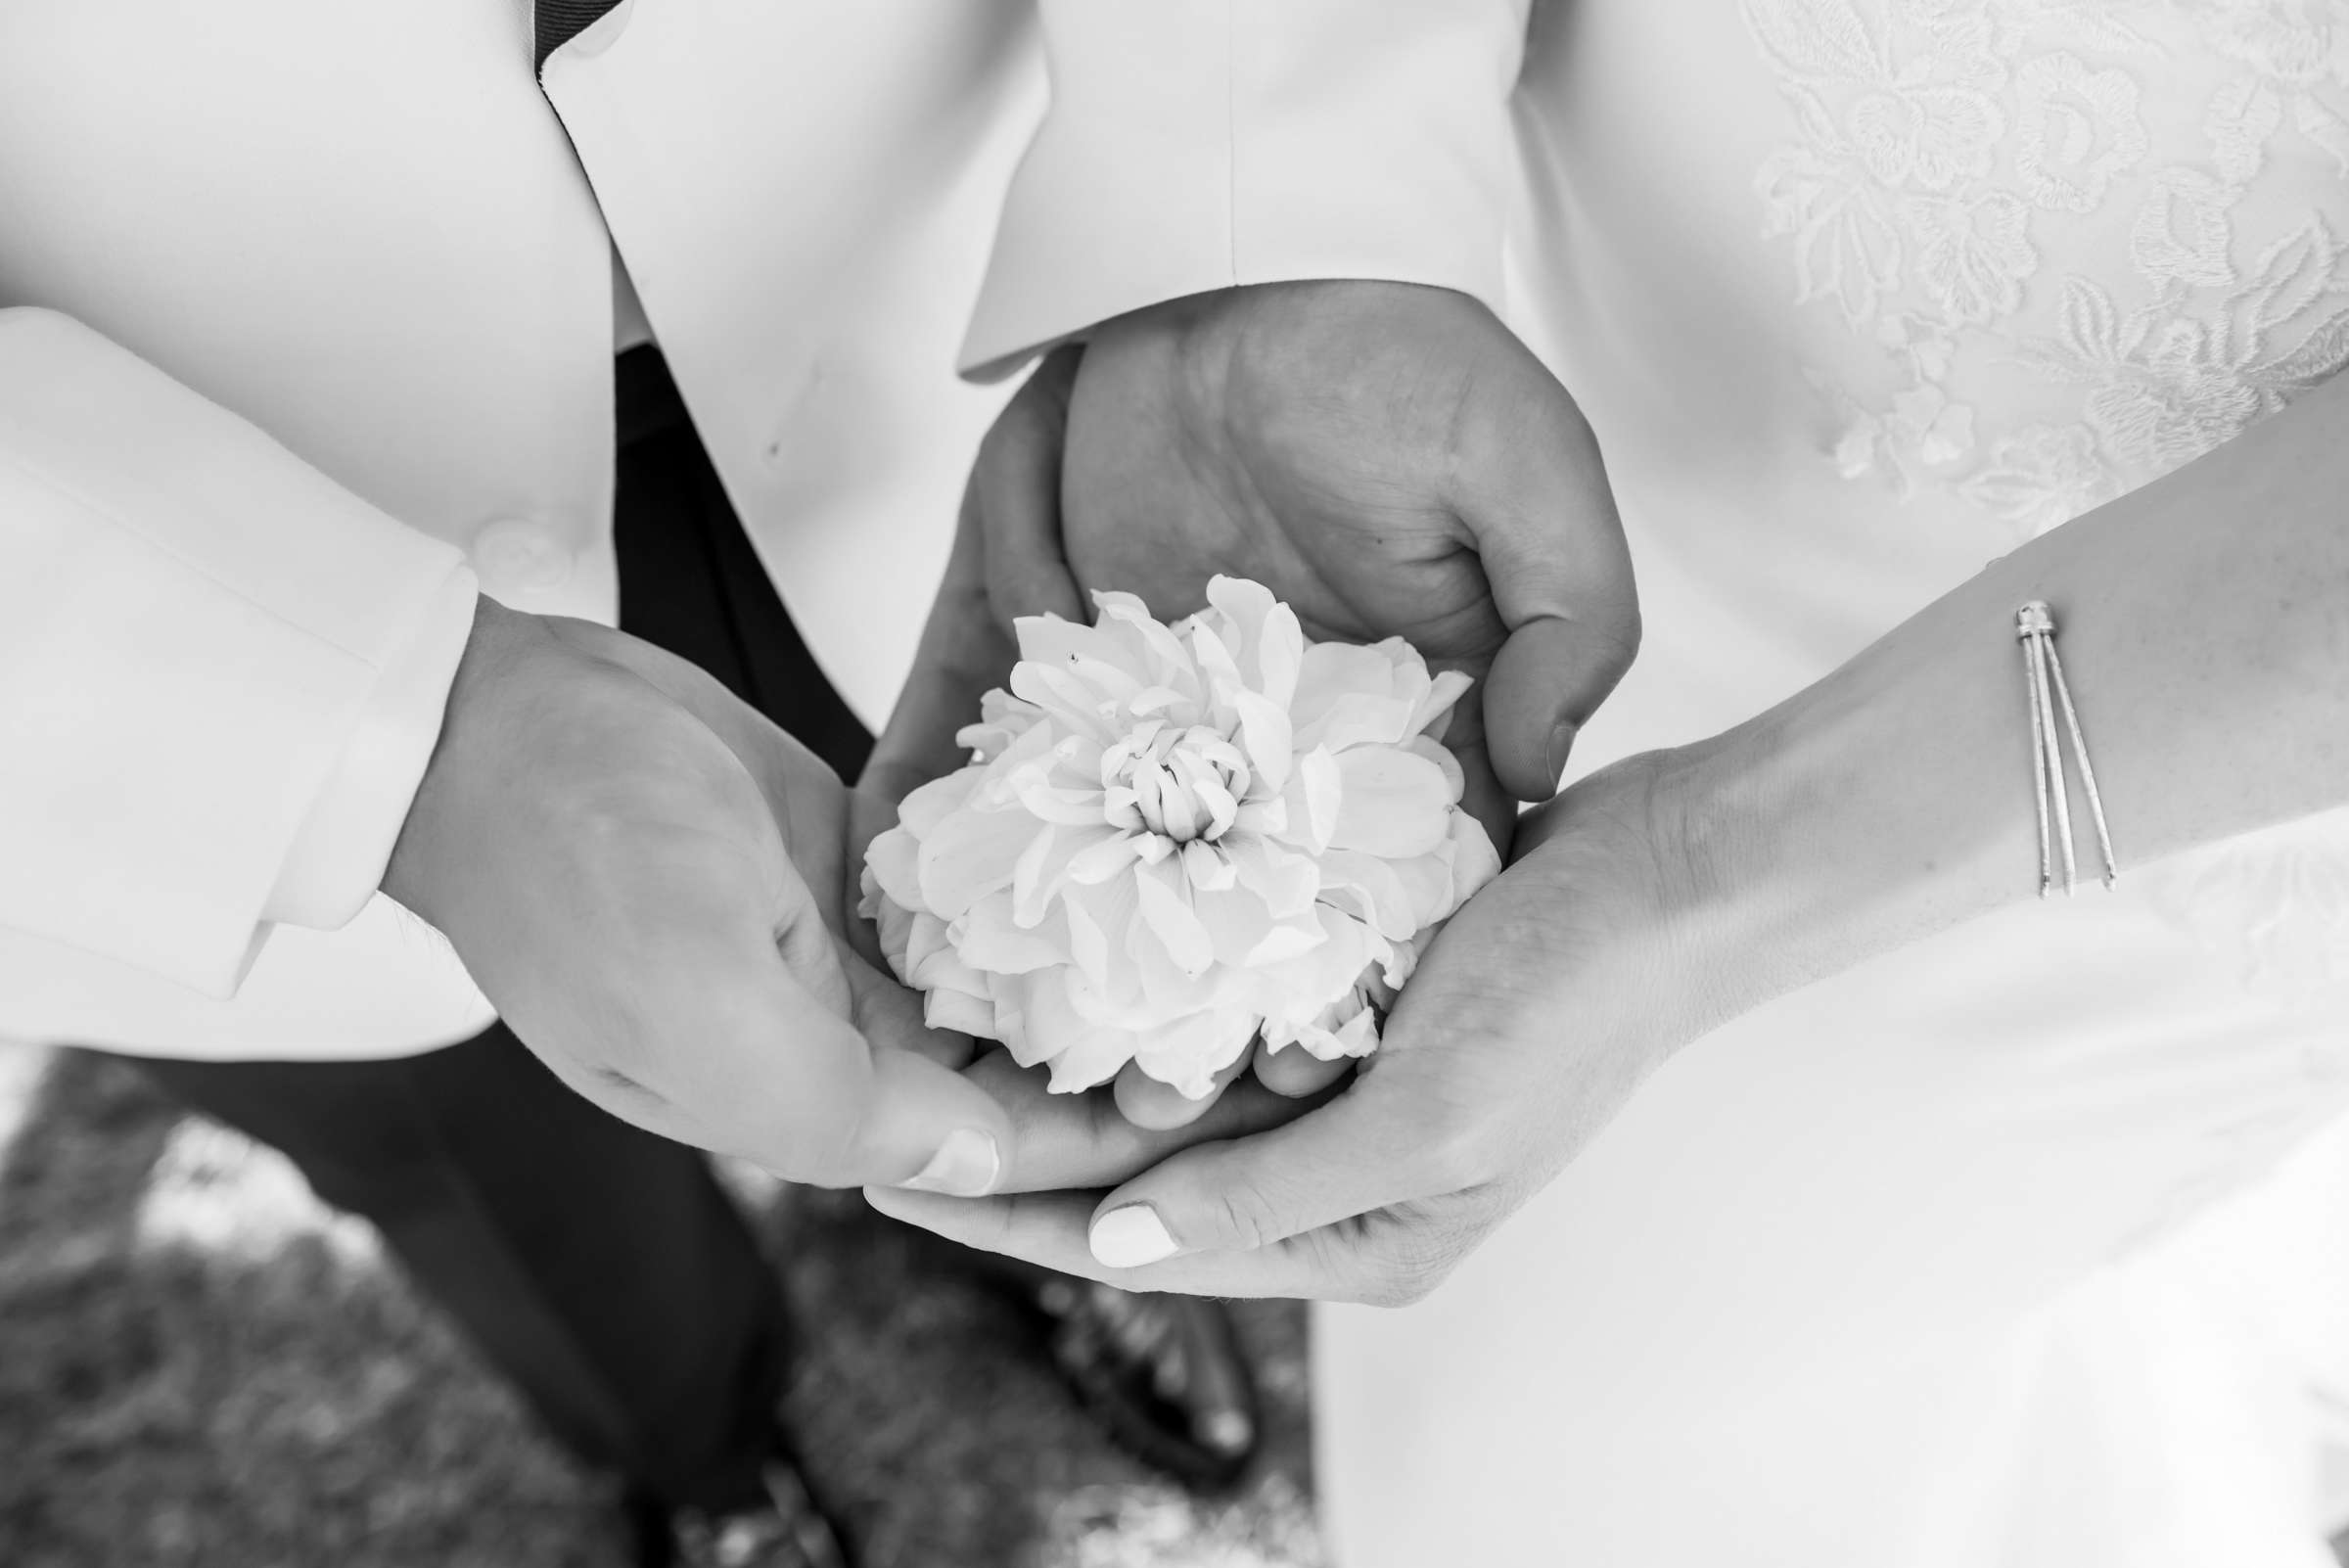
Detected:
[843,1045,1015,1197]
[863,495,1013,806]
[1451,354,1639,800]
[839,790,903,970]
[975,344,1086,625]
[775,932,1005,1193]
[866,348,1083,803]
[833,945,1012,1196]
[843,941,977,1073]
[1078,1074,1444,1268]
[582,910,1015,1196]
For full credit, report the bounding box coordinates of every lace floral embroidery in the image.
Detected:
[1742,0,2349,541]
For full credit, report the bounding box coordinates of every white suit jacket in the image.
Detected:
[0,0,1530,1058]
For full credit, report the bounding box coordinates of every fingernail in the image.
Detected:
[902,1129,999,1196]
[1544,718,1580,794]
[1089,1204,1178,1268]
[1195,1407,1255,1455]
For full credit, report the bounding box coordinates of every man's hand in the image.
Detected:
[864,280,1639,848]
[862,748,1745,1302]
[384,599,1010,1193]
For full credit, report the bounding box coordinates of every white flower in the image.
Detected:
[2011,51,2147,213]
[2084,318,2266,472]
[1759,139,1907,327]
[2207,0,2340,89]
[2131,167,2238,291]
[1956,421,2117,538]
[860,576,1499,1099]
[1901,188,2038,324]
[1847,84,2004,191]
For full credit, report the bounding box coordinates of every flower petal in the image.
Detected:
[1291,641,1403,731]
[1009,659,1118,741]
[1223,832,1320,919]
[1230,688,1294,792]
[1181,839,1237,892]
[1067,830,1145,885]
[1409,669,1475,741]
[1284,747,1342,854]
[1134,857,1215,978]
[1014,613,1125,670]
[924,986,997,1038]
[1445,808,1502,906]
[1064,873,1141,988]
[1203,575,1278,653]
[957,904,1070,975]
[1255,602,1305,712]
[1099,593,1201,693]
[862,826,924,915]
[1244,913,1326,967]
[1330,746,1451,858]
[917,802,1043,918]
[897,769,979,838]
[1318,849,1423,941]
[1131,1007,1258,1099]
[1193,882,1272,966]
[1405,733,1466,803]
[1301,691,1418,754]
[1008,823,1060,927]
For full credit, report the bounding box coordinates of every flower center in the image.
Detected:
[1101,722,1251,844]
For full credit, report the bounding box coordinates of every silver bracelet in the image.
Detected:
[2017,600,2117,896]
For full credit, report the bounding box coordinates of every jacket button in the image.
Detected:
[471,519,574,596]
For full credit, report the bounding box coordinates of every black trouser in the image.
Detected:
[131,348,868,1515]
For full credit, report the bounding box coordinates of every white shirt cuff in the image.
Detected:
[262,571,480,930]
[959,0,1529,380]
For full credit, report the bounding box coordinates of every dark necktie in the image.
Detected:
[534,0,623,71]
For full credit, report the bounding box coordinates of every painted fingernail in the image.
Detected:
[1545,718,1580,794]
[1089,1204,1178,1268]
[902,1129,999,1196]
[1196,1407,1255,1455]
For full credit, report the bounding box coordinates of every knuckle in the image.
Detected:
[573,993,661,1080]
[981,386,1059,474]
[1203,1172,1288,1253]
[777,1061,881,1186]
[1360,1232,1462,1309]
[1414,1119,1499,1194]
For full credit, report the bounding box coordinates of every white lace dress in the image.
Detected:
[1318,3,2349,1562]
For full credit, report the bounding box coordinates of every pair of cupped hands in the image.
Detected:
[384,281,1694,1307]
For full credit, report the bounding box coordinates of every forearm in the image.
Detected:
[1680,372,2349,1018]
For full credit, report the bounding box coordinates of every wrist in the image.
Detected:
[1605,736,1788,1049]
[1657,633,2029,1036]
[1509,743,1767,1061]
[381,596,540,925]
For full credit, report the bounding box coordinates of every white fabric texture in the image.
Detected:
[0,309,477,994]
[960,0,1529,378]
[1319,2,2349,1563]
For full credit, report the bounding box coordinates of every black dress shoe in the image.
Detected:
[1027,1274,1261,1490]
[628,1447,852,1568]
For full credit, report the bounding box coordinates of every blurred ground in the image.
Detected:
[0,1046,1323,1568]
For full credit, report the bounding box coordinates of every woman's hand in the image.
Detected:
[864,746,1759,1302]
[866,363,2349,1290]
